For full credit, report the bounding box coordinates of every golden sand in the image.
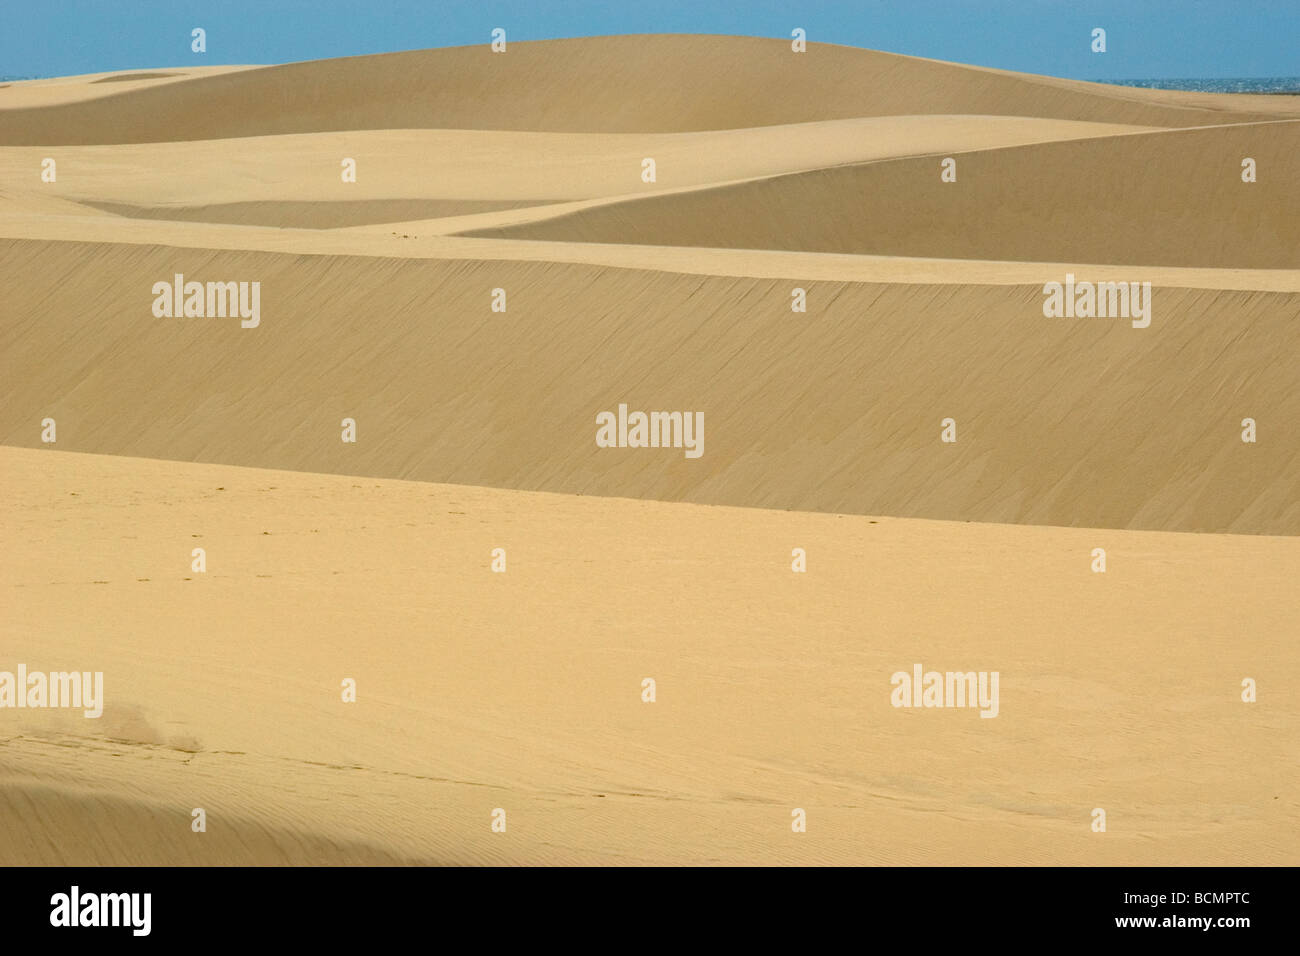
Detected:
[1,36,1295,865]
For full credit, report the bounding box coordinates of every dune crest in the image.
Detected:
[3,36,1299,146]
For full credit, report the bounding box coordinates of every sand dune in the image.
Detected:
[0,783,418,866]
[2,448,1295,865]
[0,117,1157,215]
[0,65,260,108]
[3,36,1299,146]
[3,204,1297,291]
[2,238,1296,534]
[466,120,1300,268]
[78,198,567,229]
[2,34,1296,868]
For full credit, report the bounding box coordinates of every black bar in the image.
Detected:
[0,866,1284,943]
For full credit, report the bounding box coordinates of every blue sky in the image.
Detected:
[2,1,1296,80]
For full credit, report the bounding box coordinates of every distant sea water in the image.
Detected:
[1094,77,1300,94]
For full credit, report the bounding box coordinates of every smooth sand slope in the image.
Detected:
[2,448,1295,865]
[0,116,1160,215]
[465,120,1300,268]
[0,65,261,108]
[1,238,1296,535]
[78,198,570,229]
[3,36,1299,146]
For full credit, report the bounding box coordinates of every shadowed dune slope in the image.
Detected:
[1,239,1296,534]
[464,121,1300,268]
[0,784,422,866]
[3,36,1299,145]
[91,72,182,84]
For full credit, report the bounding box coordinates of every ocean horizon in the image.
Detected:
[1093,76,1300,94]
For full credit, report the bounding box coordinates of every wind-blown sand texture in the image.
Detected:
[1,36,1296,865]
